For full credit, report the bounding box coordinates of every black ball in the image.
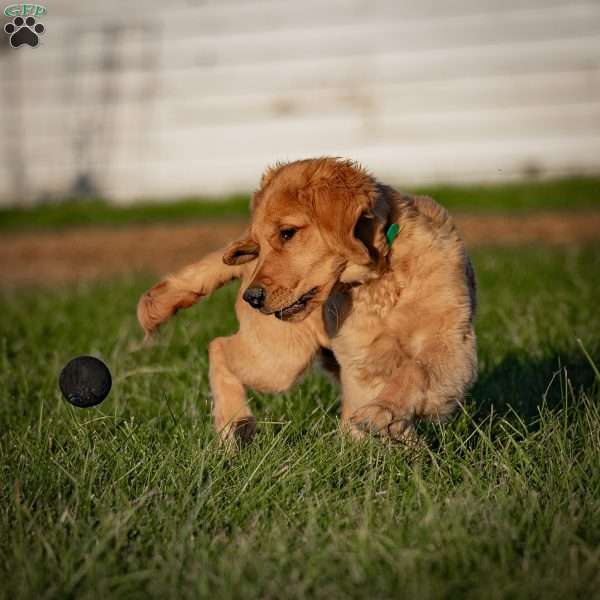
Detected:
[59,356,112,408]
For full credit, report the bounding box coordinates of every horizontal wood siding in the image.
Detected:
[1,0,599,204]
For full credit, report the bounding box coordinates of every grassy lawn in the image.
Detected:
[0,176,599,232]
[0,244,599,599]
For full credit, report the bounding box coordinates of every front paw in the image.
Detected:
[137,280,201,337]
[349,403,415,444]
[220,416,257,448]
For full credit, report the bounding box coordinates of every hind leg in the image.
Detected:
[341,362,426,444]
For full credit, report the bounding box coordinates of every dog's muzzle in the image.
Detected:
[273,287,319,321]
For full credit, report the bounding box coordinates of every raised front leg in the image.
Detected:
[138,248,246,338]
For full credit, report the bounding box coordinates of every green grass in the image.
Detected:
[0,244,599,599]
[1,176,599,232]
[0,195,250,232]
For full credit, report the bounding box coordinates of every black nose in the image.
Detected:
[243,286,266,309]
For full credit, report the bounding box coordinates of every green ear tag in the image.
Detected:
[386,223,399,247]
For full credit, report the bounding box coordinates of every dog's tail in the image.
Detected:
[137,247,245,339]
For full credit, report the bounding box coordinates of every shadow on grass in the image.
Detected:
[470,349,598,425]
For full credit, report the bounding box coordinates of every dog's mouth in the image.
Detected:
[268,287,319,321]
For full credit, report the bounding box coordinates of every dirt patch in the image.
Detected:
[1,212,599,286]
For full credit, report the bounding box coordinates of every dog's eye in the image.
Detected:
[279,228,297,241]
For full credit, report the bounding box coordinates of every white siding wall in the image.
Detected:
[1,0,599,204]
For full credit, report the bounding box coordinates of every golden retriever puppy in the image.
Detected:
[137,158,477,444]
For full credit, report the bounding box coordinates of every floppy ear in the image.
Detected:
[222,236,259,265]
[353,184,394,269]
[309,185,375,266]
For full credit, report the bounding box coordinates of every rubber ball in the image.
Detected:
[59,355,112,408]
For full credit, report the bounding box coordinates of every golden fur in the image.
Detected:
[138,158,477,444]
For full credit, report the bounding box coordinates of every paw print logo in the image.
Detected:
[4,16,45,48]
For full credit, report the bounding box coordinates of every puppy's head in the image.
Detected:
[223,158,392,321]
